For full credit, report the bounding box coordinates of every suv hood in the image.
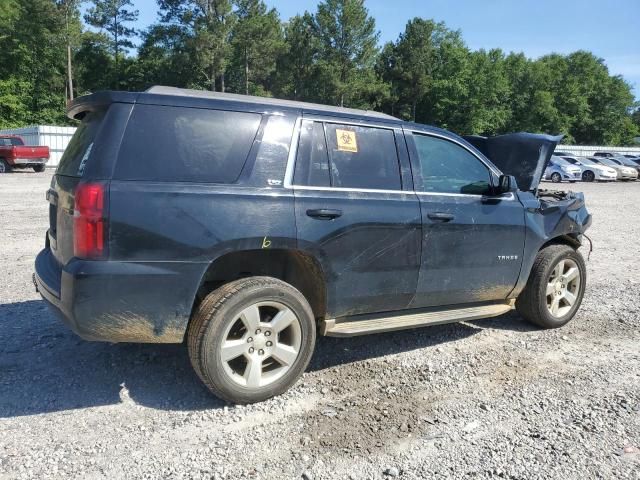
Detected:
[464,133,563,191]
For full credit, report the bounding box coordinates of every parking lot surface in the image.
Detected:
[1,172,638,479]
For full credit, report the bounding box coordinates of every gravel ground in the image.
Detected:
[0,172,638,480]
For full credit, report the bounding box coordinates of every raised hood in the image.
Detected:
[464,133,563,191]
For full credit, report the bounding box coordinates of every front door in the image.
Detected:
[291,118,422,318]
[405,131,526,308]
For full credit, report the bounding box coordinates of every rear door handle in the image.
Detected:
[427,212,454,222]
[306,208,343,220]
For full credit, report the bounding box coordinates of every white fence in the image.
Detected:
[0,125,77,167]
[557,145,640,157]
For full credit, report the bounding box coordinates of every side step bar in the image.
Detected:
[321,300,515,337]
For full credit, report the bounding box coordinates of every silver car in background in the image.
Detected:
[561,156,617,182]
[589,157,638,181]
[543,156,582,183]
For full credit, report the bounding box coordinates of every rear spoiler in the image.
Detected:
[66,91,140,120]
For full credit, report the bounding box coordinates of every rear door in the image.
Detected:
[290,117,422,319]
[405,131,526,308]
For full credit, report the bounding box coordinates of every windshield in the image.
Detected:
[616,157,637,166]
[597,158,619,167]
[580,158,598,166]
[0,137,24,146]
[551,157,571,166]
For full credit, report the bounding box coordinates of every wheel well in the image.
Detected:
[193,249,326,320]
[540,234,581,251]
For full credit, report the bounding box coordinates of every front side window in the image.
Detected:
[324,123,401,190]
[412,134,491,195]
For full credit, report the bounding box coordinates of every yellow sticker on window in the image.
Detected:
[336,129,358,153]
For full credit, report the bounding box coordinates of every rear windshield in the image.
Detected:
[113,105,262,183]
[57,110,105,177]
[0,137,24,146]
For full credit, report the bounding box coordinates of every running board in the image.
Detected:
[321,301,515,337]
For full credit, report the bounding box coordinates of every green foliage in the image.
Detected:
[84,0,139,88]
[312,0,386,108]
[0,1,637,145]
[273,13,322,101]
[228,0,285,95]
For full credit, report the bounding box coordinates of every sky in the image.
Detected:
[114,0,640,99]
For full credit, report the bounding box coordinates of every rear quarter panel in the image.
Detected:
[100,113,298,342]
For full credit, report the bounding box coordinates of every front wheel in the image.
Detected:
[0,159,11,173]
[33,165,45,173]
[516,244,586,329]
[582,170,595,182]
[187,277,316,404]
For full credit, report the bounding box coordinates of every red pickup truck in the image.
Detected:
[0,135,50,173]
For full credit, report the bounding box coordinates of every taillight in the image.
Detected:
[74,182,107,259]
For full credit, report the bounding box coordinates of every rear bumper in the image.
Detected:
[11,158,48,166]
[34,247,205,343]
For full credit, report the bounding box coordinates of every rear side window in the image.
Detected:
[324,123,401,190]
[114,105,261,183]
[294,120,330,187]
[57,110,105,177]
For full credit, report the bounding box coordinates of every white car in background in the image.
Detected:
[543,156,582,183]
[560,156,618,182]
[589,157,639,181]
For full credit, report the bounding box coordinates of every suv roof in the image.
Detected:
[67,85,400,123]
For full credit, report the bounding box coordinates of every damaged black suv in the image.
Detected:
[35,87,591,403]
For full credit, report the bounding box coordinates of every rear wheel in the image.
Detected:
[0,159,11,173]
[582,170,595,182]
[516,244,586,329]
[33,165,45,173]
[187,276,316,404]
[550,172,562,183]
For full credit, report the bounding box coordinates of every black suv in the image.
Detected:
[35,87,591,403]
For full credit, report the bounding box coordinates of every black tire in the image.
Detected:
[0,159,11,173]
[582,170,595,182]
[187,276,316,404]
[516,244,586,329]
[33,165,45,173]
[550,172,562,183]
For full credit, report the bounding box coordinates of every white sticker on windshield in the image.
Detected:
[77,142,93,177]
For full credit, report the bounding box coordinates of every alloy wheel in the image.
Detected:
[546,258,581,318]
[219,301,302,389]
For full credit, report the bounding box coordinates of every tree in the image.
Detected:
[57,1,84,100]
[84,0,138,89]
[158,0,235,91]
[229,0,284,95]
[313,0,386,108]
[134,24,196,90]
[0,0,68,126]
[274,13,322,101]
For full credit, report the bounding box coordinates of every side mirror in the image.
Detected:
[496,174,518,194]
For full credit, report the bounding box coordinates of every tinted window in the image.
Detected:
[294,121,330,187]
[413,134,491,195]
[57,110,105,177]
[115,105,261,183]
[324,123,401,190]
